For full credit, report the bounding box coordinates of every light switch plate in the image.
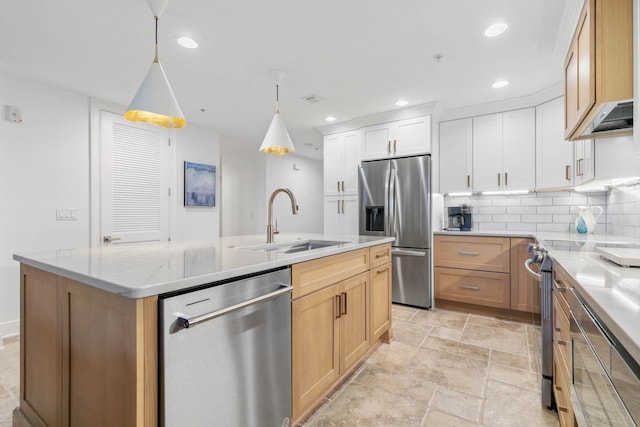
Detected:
[56,208,78,221]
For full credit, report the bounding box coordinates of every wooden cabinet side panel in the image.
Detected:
[292,248,369,299]
[370,263,392,342]
[292,285,340,420]
[510,238,540,313]
[20,265,62,427]
[339,272,370,373]
[434,235,510,273]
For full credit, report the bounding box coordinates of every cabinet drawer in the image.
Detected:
[553,266,573,316]
[553,294,571,367]
[370,243,391,268]
[553,344,574,427]
[434,235,510,273]
[292,248,369,299]
[434,267,510,309]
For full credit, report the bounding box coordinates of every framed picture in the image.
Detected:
[184,161,216,207]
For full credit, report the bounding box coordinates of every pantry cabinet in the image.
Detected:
[564,0,633,140]
[361,116,430,160]
[439,118,473,194]
[323,130,360,196]
[323,195,358,236]
[472,109,535,192]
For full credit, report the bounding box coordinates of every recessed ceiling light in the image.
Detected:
[395,100,408,107]
[492,80,509,89]
[177,36,198,49]
[484,22,509,37]
[325,116,336,122]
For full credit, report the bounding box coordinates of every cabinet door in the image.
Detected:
[339,272,370,373]
[510,238,540,313]
[342,131,361,194]
[342,195,359,236]
[370,263,391,342]
[292,285,340,419]
[323,134,344,196]
[392,116,431,157]
[323,196,342,235]
[472,114,503,192]
[536,97,574,190]
[439,118,472,194]
[502,108,535,191]
[361,123,391,160]
[574,139,594,185]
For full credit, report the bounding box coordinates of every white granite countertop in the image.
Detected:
[13,234,394,299]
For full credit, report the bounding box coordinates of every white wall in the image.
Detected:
[265,154,323,234]
[220,143,266,236]
[0,72,91,336]
[174,125,221,241]
[0,72,222,339]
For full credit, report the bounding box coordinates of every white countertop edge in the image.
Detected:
[13,235,395,299]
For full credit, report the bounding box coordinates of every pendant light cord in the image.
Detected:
[154,16,159,63]
[275,84,280,113]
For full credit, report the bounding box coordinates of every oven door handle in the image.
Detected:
[175,284,293,329]
[524,259,541,281]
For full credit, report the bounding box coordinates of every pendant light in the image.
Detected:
[260,74,295,155]
[124,0,186,129]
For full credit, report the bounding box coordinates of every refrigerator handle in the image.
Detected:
[384,165,391,236]
[389,166,397,238]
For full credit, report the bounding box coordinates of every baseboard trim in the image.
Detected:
[0,319,20,345]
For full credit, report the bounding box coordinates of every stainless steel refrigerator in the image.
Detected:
[359,155,431,308]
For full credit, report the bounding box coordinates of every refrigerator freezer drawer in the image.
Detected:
[392,248,431,308]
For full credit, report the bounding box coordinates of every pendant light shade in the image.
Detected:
[124,4,185,129]
[260,84,295,155]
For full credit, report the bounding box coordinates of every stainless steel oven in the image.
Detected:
[570,288,640,426]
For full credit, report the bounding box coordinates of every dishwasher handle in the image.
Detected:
[176,284,293,329]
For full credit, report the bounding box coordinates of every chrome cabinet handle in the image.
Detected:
[176,285,293,329]
[458,251,480,256]
[391,248,425,257]
[460,285,481,291]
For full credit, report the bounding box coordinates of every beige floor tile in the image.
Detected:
[308,382,427,426]
[366,341,420,373]
[390,319,431,347]
[490,349,531,371]
[482,380,559,427]
[353,364,437,405]
[489,363,539,392]
[429,386,482,423]
[468,314,528,332]
[408,348,488,398]
[411,309,468,330]
[460,324,528,355]
[428,326,462,341]
[392,304,418,321]
[0,392,17,427]
[0,341,19,399]
[421,409,482,427]
[422,336,490,363]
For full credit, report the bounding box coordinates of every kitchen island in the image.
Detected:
[12,234,394,427]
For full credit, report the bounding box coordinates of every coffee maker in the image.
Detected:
[447,205,472,231]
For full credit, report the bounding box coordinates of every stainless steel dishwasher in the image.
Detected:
[160,268,292,427]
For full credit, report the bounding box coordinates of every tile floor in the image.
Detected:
[0,306,559,427]
[303,305,560,426]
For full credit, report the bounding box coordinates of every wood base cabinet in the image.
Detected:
[16,265,157,427]
[291,243,392,424]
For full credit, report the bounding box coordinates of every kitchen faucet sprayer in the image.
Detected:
[267,188,298,243]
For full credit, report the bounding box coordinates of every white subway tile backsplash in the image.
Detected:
[473,214,493,222]
[522,197,553,206]
[478,206,507,215]
[492,198,521,207]
[553,195,588,206]
[507,206,537,215]
[507,223,536,232]
[553,215,577,224]
[492,215,521,223]
[478,222,506,231]
[537,223,573,232]
[522,214,552,223]
[537,206,570,214]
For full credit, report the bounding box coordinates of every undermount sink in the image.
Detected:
[237,239,349,253]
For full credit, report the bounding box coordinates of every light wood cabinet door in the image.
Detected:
[510,238,540,313]
[370,263,391,342]
[339,272,370,373]
[292,284,340,420]
[439,118,473,194]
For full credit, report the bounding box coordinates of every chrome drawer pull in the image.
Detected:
[460,285,481,291]
[458,251,480,256]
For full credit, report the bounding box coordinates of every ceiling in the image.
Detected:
[0,0,580,159]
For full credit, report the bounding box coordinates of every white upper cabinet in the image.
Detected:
[574,138,595,185]
[536,97,575,189]
[323,195,358,236]
[361,116,431,160]
[439,118,473,194]
[323,130,360,196]
[473,108,535,192]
